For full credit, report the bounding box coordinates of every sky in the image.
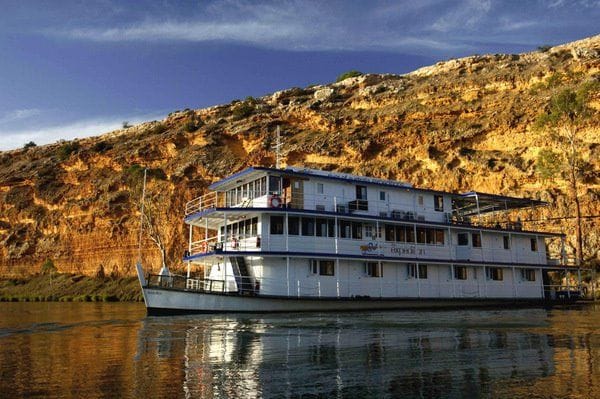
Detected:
[0,0,599,150]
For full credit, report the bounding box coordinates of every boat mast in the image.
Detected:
[274,125,282,169]
[138,168,148,263]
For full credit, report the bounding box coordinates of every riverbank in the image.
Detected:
[0,273,143,302]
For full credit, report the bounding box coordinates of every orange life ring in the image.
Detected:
[269,195,281,208]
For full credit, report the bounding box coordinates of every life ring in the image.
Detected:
[269,195,281,208]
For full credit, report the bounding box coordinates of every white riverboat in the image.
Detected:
[137,166,582,314]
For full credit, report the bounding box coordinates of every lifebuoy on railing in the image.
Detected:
[269,195,281,208]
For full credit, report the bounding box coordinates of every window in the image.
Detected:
[316,218,328,237]
[319,260,335,276]
[385,224,395,241]
[316,183,324,194]
[379,191,386,201]
[288,216,299,235]
[270,216,284,234]
[328,219,335,238]
[458,233,469,246]
[352,222,363,239]
[416,228,426,244]
[435,229,445,245]
[356,185,367,200]
[454,266,467,280]
[434,195,444,211]
[530,238,538,251]
[503,235,510,250]
[268,175,281,194]
[364,224,375,239]
[521,269,536,282]
[365,262,382,277]
[408,264,427,279]
[309,259,318,274]
[301,217,315,236]
[418,195,424,205]
[472,233,482,248]
[486,267,503,281]
[339,220,351,238]
[396,225,406,242]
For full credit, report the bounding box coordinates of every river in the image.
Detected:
[0,303,598,398]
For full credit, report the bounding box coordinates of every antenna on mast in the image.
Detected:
[137,168,148,263]
[274,125,283,169]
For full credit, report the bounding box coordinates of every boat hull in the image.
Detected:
[141,286,556,315]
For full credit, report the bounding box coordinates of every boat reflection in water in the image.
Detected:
[135,309,560,398]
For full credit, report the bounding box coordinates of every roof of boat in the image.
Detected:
[208,166,547,213]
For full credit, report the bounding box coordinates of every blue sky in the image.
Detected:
[0,0,598,150]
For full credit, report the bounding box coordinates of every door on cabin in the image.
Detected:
[290,179,304,209]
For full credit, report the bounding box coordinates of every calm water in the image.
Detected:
[0,303,599,398]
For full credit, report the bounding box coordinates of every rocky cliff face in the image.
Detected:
[1,36,599,277]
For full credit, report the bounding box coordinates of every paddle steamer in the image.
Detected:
[137,166,580,313]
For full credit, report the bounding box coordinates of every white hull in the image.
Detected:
[141,286,549,314]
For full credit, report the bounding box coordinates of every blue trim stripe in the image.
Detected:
[183,250,565,269]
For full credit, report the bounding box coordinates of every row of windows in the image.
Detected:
[220,217,259,238]
[458,233,539,251]
[307,260,537,282]
[271,216,446,245]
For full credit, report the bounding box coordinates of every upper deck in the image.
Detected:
[185,167,549,230]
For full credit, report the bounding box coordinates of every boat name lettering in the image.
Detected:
[360,242,379,254]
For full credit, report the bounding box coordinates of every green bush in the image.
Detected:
[232,102,255,120]
[40,259,57,275]
[537,45,552,53]
[92,141,112,153]
[23,141,37,149]
[57,142,80,161]
[336,70,363,82]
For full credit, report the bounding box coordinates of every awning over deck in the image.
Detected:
[453,191,547,217]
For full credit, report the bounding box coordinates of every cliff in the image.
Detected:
[1,35,599,277]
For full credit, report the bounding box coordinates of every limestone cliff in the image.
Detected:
[1,35,599,277]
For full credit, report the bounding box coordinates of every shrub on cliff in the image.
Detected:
[336,70,363,82]
[23,141,37,149]
[57,142,80,161]
[232,101,254,120]
[40,259,57,275]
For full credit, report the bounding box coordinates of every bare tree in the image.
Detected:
[535,85,596,265]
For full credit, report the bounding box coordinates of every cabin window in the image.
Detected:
[268,176,281,194]
[503,235,510,249]
[288,216,299,235]
[435,229,445,245]
[454,266,467,280]
[416,228,427,244]
[408,264,427,279]
[364,224,375,239]
[522,269,536,282]
[328,219,335,237]
[356,185,367,200]
[317,183,324,194]
[379,191,386,201]
[319,260,335,276]
[309,259,318,274]
[301,217,315,236]
[418,195,424,205]
[270,216,284,234]
[486,267,503,281]
[530,238,538,251]
[472,233,482,248]
[385,224,395,241]
[396,225,406,242]
[458,233,469,246]
[434,195,444,212]
[365,262,382,277]
[339,220,351,238]
[352,222,363,239]
[316,218,328,237]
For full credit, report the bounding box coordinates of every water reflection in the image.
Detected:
[0,304,599,398]
[133,309,595,399]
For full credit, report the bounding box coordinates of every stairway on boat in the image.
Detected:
[230,256,256,294]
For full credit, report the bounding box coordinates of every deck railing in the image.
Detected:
[145,273,585,300]
[184,191,561,236]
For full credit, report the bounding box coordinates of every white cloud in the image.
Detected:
[0,108,42,125]
[431,0,492,32]
[0,113,165,151]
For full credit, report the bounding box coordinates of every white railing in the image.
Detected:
[189,234,262,256]
[185,192,221,216]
